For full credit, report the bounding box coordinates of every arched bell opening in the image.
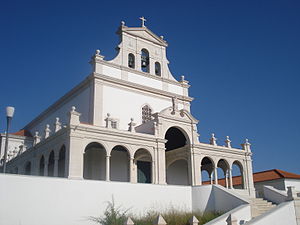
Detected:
[110,145,130,182]
[167,159,190,185]
[83,142,106,180]
[134,148,152,184]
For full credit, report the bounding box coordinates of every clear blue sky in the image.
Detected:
[0,0,299,174]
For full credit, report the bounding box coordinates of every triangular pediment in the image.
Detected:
[122,27,168,47]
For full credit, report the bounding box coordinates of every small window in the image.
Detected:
[141,49,150,73]
[142,105,152,123]
[128,53,135,68]
[155,62,161,76]
[111,121,117,129]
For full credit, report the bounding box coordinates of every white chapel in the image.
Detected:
[1,19,255,194]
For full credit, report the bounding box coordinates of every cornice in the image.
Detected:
[93,72,193,102]
[96,59,190,88]
[194,143,247,156]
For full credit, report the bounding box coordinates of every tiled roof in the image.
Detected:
[203,169,300,186]
[10,129,33,137]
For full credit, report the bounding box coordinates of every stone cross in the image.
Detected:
[139,16,146,27]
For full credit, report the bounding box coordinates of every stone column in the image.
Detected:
[44,162,48,176]
[106,155,110,181]
[225,170,229,188]
[54,155,59,177]
[229,169,233,189]
[210,173,213,185]
[129,157,135,183]
[67,136,84,179]
[157,147,166,185]
[214,168,218,185]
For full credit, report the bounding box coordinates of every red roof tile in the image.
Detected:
[10,129,33,137]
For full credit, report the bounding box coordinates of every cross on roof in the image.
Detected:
[139,16,146,27]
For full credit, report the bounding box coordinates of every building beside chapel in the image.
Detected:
[1,19,256,197]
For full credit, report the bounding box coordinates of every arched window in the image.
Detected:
[155,62,161,76]
[141,49,149,73]
[128,53,135,68]
[142,105,152,123]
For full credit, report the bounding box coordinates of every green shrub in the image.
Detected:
[90,200,221,225]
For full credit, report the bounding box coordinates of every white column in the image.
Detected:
[129,157,135,183]
[44,162,48,176]
[67,136,84,179]
[225,170,229,188]
[229,169,233,189]
[54,156,59,177]
[106,155,110,181]
[214,168,218,185]
[210,173,213,185]
[157,148,166,184]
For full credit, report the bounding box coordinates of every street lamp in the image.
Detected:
[2,106,15,173]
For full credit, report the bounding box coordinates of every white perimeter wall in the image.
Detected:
[284,179,300,192]
[102,85,183,130]
[0,174,191,225]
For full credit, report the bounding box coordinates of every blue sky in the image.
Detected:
[0,0,299,173]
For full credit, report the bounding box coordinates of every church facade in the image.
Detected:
[1,19,255,197]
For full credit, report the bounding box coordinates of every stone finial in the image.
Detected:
[181,75,185,82]
[96,49,100,55]
[241,138,251,152]
[210,133,217,146]
[34,131,41,145]
[44,124,51,139]
[105,113,112,128]
[124,217,134,225]
[128,118,136,132]
[68,106,81,125]
[54,117,62,132]
[225,136,232,148]
[189,215,199,225]
[121,21,125,26]
[160,35,164,39]
[226,214,238,225]
[153,215,167,225]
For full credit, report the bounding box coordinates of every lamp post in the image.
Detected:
[2,106,15,173]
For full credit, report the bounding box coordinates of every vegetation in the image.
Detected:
[90,200,221,225]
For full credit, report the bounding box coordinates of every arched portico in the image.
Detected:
[83,142,107,180]
[217,159,230,188]
[39,155,45,176]
[58,145,66,177]
[232,160,245,189]
[201,157,215,184]
[24,161,31,175]
[48,151,55,177]
[165,126,191,185]
[110,145,130,182]
[134,148,152,183]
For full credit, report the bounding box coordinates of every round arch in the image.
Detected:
[217,159,230,187]
[48,151,55,177]
[232,160,244,189]
[24,161,31,175]
[39,155,45,176]
[83,142,107,180]
[201,156,215,184]
[110,145,130,182]
[134,148,152,184]
[58,145,66,177]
